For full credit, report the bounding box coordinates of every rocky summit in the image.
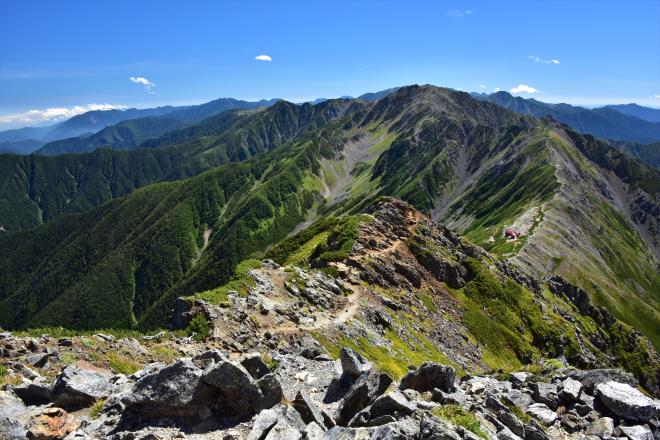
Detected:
[1,333,659,440]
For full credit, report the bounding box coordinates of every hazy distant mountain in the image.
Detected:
[473,91,660,143]
[0,106,177,154]
[0,139,45,154]
[309,88,399,105]
[603,103,660,122]
[34,98,280,155]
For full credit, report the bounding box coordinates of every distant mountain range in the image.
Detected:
[2,87,658,158]
[0,106,177,154]
[472,91,660,143]
[0,99,279,155]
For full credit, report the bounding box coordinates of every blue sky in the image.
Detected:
[1,0,659,128]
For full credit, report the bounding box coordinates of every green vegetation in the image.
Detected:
[107,352,142,375]
[314,304,461,380]
[89,399,106,419]
[194,259,261,304]
[186,315,210,342]
[455,258,582,371]
[504,401,532,424]
[267,214,371,266]
[431,405,488,439]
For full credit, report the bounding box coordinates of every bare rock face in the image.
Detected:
[26,407,79,440]
[51,360,113,409]
[595,381,659,422]
[0,391,42,440]
[400,362,456,393]
[122,358,212,418]
[340,347,372,379]
[203,360,281,418]
[336,369,393,426]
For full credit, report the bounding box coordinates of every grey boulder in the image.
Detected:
[559,377,582,403]
[51,360,113,409]
[122,358,211,418]
[595,381,658,422]
[400,362,455,393]
[619,425,654,440]
[341,347,372,379]
[337,370,393,425]
[526,403,557,426]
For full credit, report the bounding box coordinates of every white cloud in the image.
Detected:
[478,84,486,89]
[493,88,501,92]
[448,9,473,18]
[653,94,660,99]
[510,84,539,94]
[528,55,560,65]
[0,104,128,126]
[255,54,272,62]
[129,76,156,93]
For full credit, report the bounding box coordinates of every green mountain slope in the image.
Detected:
[0,100,352,231]
[1,85,658,351]
[616,141,660,168]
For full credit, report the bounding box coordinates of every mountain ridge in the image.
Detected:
[1,85,657,355]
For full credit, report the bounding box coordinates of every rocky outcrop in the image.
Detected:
[1,339,659,440]
[594,381,659,422]
[51,360,113,409]
[400,363,456,393]
[26,407,79,440]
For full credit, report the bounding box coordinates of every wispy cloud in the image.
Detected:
[493,88,501,92]
[0,104,128,126]
[510,84,539,94]
[654,94,660,99]
[528,55,560,65]
[447,9,473,18]
[129,76,156,93]
[255,54,272,62]
[478,84,486,89]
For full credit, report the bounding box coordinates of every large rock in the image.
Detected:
[26,407,79,440]
[258,372,284,410]
[559,377,582,403]
[585,417,614,437]
[595,381,658,422]
[525,403,557,426]
[204,360,281,418]
[420,415,462,440]
[293,389,326,429]
[340,348,372,379]
[12,380,53,405]
[248,404,306,440]
[51,361,113,409]
[503,389,534,411]
[370,418,421,439]
[572,369,637,392]
[400,363,455,393]
[322,426,374,439]
[337,370,393,426]
[619,425,654,440]
[122,358,212,418]
[0,390,41,440]
[531,383,558,410]
[368,391,417,420]
[241,352,271,379]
